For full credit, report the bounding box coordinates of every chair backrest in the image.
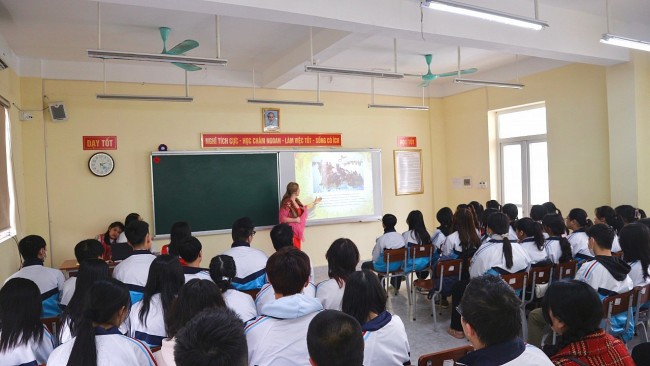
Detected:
[384,247,408,272]
[602,290,634,336]
[418,345,474,366]
[529,265,553,286]
[410,244,434,259]
[635,283,650,310]
[555,260,578,280]
[501,272,527,292]
[41,316,61,338]
[435,259,463,279]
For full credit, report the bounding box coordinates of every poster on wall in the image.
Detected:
[394,149,423,195]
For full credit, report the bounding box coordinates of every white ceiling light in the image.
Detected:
[247,99,324,106]
[422,0,548,30]
[96,94,193,102]
[368,104,429,110]
[87,49,228,67]
[454,78,524,89]
[601,34,650,52]
[305,65,404,79]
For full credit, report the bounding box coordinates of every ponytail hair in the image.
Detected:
[595,206,623,233]
[515,218,545,251]
[486,200,502,211]
[436,207,454,236]
[568,208,592,229]
[487,213,513,269]
[542,214,573,263]
[530,205,547,222]
[209,255,237,293]
[615,205,639,225]
[67,279,130,366]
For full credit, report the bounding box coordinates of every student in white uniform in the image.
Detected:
[245,247,323,366]
[502,203,521,241]
[530,205,550,239]
[47,279,156,366]
[618,223,650,286]
[361,214,406,290]
[341,270,411,366]
[5,235,65,318]
[112,212,140,261]
[593,206,623,253]
[60,239,104,308]
[155,279,227,366]
[431,207,453,251]
[456,275,553,366]
[541,214,573,265]
[221,217,268,291]
[210,254,258,322]
[178,236,212,282]
[402,210,434,279]
[307,310,364,366]
[0,278,54,366]
[515,218,550,265]
[59,259,111,344]
[112,220,157,304]
[129,255,185,348]
[316,238,360,310]
[566,208,594,261]
[616,204,640,226]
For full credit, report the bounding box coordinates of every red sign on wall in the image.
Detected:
[397,136,417,147]
[83,136,117,150]
[201,133,342,148]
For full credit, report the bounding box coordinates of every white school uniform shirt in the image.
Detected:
[60,276,76,306]
[442,229,481,257]
[612,234,622,253]
[129,293,167,347]
[255,282,317,315]
[508,226,519,241]
[316,278,345,310]
[372,231,406,262]
[182,266,213,283]
[503,344,554,366]
[0,326,54,366]
[223,288,258,322]
[361,313,411,366]
[568,230,591,257]
[544,236,566,264]
[520,238,549,265]
[6,261,65,317]
[222,243,269,290]
[430,229,447,250]
[470,236,531,278]
[47,329,156,366]
[112,250,156,291]
[627,260,650,287]
[575,259,633,295]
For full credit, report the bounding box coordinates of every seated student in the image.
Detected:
[618,223,650,286]
[502,203,520,241]
[402,210,435,279]
[341,270,411,366]
[530,205,550,239]
[541,214,573,265]
[515,218,550,265]
[456,275,553,366]
[95,221,124,261]
[174,308,248,366]
[316,238,360,310]
[47,279,156,366]
[245,247,323,366]
[59,259,110,344]
[0,278,54,365]
[566,208,594,261]
[178,236,212,282]
[221,217,268,291]
[129,255,185,348]
[255,223,316,313]
[616,205,640,226]
[431,207,453,251]
[210,255,258,322]
[442,208,481,259]
[542,280,634,366]
[112,220,156,304]
[60,239,104,308]
[5,235,65,317]
[155,279,227,366]
[112,212,141,261]
[307,310,364,366]
[161,222,191,267]
[361,214,406,290]
[594,206,623,252]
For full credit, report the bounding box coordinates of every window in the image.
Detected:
[497,104,548,218]
[0,105,16,243]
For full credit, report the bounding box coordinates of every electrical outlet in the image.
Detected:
[19,112,34,121]
[479,181,488,189]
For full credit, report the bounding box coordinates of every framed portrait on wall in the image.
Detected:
[262,108,280,132]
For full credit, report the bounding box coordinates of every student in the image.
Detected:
[542,202,563,219]
[178,236,212,282]
[615,205,640,225]
[245,247,323,366]
[307,310,364,366]
[47,279,156,366]
[431,207,453,251]
[160,221,191,260]
[112,220,156,304]
[594,205,623,252]
[129,255,185,348]
[156,279,227,366]
[59,259,110,344]
[270,222,295,251]
[0,278,54,366]
[316,238,360,310]
[341,270,411,366]
[541,214,573,264]
[441,208,481,260]
[566,208,593,261]
[95,221,124,261]
[479,208,499,242]
[115,212,140,243]
[361,214,406,290]
[402,210,435,279]
[542,280,634,366]
[468,201,484,228]
[209,254,257,322]
[530,205,547,223]
[112,212,141,260]
[60,239,104,308]
[502,203,520,241]
[618,223,650,286]
[221,217,268,291]
[515,217,549,265]
[456,275,553,366]
[486,199,502,211]
[174,308,248,366]
[5,235,65,317]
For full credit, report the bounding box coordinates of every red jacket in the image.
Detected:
[551,329,634,366]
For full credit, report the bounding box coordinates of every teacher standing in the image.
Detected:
[279,182,321,249]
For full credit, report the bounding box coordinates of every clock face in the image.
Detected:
[88,152,114,177]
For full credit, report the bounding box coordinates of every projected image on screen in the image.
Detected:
[294,151,374,221]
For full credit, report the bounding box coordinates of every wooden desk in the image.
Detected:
[59,259,117,278]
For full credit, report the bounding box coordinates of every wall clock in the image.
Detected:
[88,152,115,177]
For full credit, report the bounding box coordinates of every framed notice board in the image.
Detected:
[151,152,279,236]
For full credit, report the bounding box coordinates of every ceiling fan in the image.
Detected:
[408,54,477,87]
[159,27,201,71]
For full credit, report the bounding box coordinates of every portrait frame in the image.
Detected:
[393,149,423,195]
[262,108,281,133]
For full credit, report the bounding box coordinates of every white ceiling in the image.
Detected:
[0,0,647,97]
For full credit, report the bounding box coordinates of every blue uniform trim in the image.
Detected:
[232,268,267,291]
[134,331,165,347]
[41,290,62,318]
[18,361,38,366]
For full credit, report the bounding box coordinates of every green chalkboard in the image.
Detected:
[151,152,279,236]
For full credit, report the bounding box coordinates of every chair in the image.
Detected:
[418,345,474,366]
[150,346,162,353]
[414,259,463,330]
[555,260,578,280]
[634,284,650,342]
[501,272,528,341]
[602,290,634,341]
[612,251,624,259]
[407,244,435,304]
[41,316,61,346]
[374,247,409,299]
[524,264,553,306]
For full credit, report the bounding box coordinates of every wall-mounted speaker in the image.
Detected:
[48,102,68,121]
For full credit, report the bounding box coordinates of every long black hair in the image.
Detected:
[487,213,514,269]
[61,259,110,341]
[515,217,545,251]
[595,206,624,233]
[530,205,547,222]
[102,221,124,245]
[436,207,453,236]
[165,279,226,338]
[405,210,432,245]
[66,279,130,366]
[619,223,650,281]
[139,255,185,325]
[502,203,519,231]
[168,222,191,256]
[325,238,360,288]
[616,205,640,225]
[542,202,562,218]
[210,255,237,293]
[0,278,44,353]
[567,208,593,230]
[341,270,387,326]
[542,214,573,263]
